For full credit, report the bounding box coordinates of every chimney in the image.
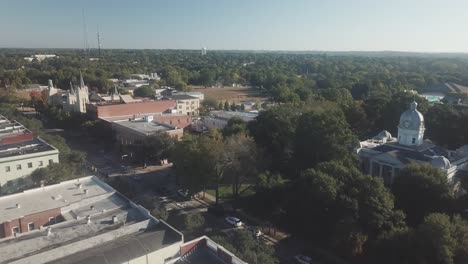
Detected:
[84,189,88,195]
[112,215,118,224]
[16,203,21,209]
[46,227,52,236]
[86,215,91,224]
[77,183,82,189]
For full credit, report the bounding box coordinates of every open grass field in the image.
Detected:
[190,85,268,103]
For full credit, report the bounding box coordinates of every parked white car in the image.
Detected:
[295,255,313,264]
[225,216,242,227]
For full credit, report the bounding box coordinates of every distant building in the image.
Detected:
[47,73,90,113]
[87,99,177,119]
[110,115,185,145]
[123,79,150,88]
[24,54,57,62]
[356,101,468,187]
[165,94,200,116]
[193,110,258,132]
[419,82,468,103]
[176,92,205,101]
[0,115,59,186]
[131,73,161,80]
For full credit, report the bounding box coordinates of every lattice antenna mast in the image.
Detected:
[82,9,90,58]
[97,25,102,59]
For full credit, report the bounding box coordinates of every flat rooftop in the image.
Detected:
[48,222,182,264]
[0,138,57,159]
[113,119,179,135]
[0,176,113,224]
[210,111,258,122]
[0,176,183,264]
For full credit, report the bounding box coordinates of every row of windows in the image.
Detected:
[4,159,54,173]
[11,217,56,235]
[169,119,190,125]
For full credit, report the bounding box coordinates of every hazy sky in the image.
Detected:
[1,0,468,52]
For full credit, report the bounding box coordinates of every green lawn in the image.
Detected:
[205,184,254,200]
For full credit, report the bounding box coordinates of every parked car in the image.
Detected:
[294,255,313,264]
[225,216,242,227]
[177,189,190,199]
[247,226,262,238]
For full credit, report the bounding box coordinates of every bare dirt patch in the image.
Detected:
[190,85,268,103]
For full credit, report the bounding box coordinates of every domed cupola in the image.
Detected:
[397,101,425,146]
[431,156,451,169]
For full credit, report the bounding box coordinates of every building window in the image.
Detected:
[382,165,393,186]
[12,226,20,235]
[16,164,22,170]
[5,166,10,172]
[185,101,189,105]
[191,101,194,104]
[38,161,43,167]
[28,223,35,231]
[49,159,53,165]
[28,162,33,168]
[412,138,416,144]
[178,105,182,109]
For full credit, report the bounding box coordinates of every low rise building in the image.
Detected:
[0,176,185,264]
[176,92,205,101]
[194,111,258,132]
[165,95,200,116]
[0,116,59,186]
[111,115,184,145]
[87,99,177,119]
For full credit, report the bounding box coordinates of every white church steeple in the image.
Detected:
[398,101,425,146]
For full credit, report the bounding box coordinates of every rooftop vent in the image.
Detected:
[16,203,21,209]
[86,215,91,224]
[77,183,82,189]
[46,227,52,236]
[83,189,88,195]
[112,215,118,224]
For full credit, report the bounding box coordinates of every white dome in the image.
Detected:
[399,101,424,131]
[375,130,392,140]
[431,156,451,169]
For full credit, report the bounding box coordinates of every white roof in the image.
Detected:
[0,176,114,223]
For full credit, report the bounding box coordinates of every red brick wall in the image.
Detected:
[0,133,34,145]
[180,238,206,256]
[0,208,61,238]
[95,100,176,118]
[154,115,192,128]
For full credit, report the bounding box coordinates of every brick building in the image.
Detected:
[87,100,177,119]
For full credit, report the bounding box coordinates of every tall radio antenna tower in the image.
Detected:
[97,26,102,59]
[82,9,90,58]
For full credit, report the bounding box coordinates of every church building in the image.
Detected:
[47,72,90,113]
[356,101,468,187]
